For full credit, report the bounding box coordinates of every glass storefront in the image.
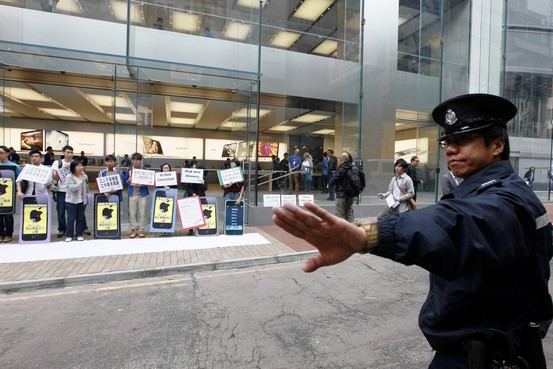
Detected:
[1,0,552,225]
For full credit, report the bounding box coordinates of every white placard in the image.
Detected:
[263,194,281,207]
[176,196,206,230]
[19,164,51,184]
[385,194,399,208]
[298,195,314,206]
[96,175,123,193]
[217,167,244,186]
[281,195,297,206]
[55,165,71,183]
[129,168,155,186]
[181,168,205,184]
[155,171,178,187]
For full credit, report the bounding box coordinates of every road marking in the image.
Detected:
[0,263,299,301]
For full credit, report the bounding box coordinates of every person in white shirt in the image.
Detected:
[16,149,52,198]
[51,145,74,238]
[377,158,415,220]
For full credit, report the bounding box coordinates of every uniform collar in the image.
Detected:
[448,160,513,198]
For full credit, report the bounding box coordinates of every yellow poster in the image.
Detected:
[153,196,173,224]
[96,202,118,231]
[199,204,216,230]
[23,203,47,236]
[0,178,13,208]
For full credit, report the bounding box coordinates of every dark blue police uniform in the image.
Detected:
[373,159,552,368]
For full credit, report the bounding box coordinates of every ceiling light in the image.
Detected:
[57,0,84,14]
[110,1,144,23]
[312,40,337,55]
[292,113,331,123]
[172,11,201,32]
[0,108,15,115]
[270,31,301,48]
[396,109,432,122]
[38,108,80,118]
[115,113,138,122]
[170,118,195,125]
[224,22,252,41]
[221,122,247,129]
[312,129,335,135]
[3,87,51,102]
[232,107,271,118]
[269,125,296,132]
[170,101,203,113]
[88,94,131,108]
[293,0,333,21]
[237,0,268,8]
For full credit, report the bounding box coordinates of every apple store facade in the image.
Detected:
[1,0,552,221]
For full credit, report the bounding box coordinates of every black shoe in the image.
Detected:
[57,232,65,238]
[326,198,335,201]
[84,230,92,236]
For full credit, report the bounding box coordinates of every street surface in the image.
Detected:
[0,255,551,368]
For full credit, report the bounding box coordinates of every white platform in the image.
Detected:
[0,233,270,263]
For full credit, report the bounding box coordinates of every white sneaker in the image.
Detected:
[77,236,84,241]
[65,237,72,242]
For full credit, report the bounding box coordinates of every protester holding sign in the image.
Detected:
[0,145,21,243]
[221,159,245,205]
[97,155,124,202]
[51,145,74,238]
[124,152,150,239]
[16,149,52,198]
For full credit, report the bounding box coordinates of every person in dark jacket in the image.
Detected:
[406,156,423,200]
[272,93,552,369]
[523,166,535,189]
[328,152,355,222]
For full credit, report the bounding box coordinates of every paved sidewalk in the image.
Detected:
[0,226,318,293]
[2,201,553,293]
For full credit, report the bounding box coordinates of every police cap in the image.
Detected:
[432,93,517,141]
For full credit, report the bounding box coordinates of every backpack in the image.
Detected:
[343,164,366,197]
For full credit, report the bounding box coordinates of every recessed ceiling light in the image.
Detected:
[293,0,333,21]
[170,101,203,113]
[224,22,252,41]
[88,94,131,108]
[237,0,268,8]
[232,107,271,118]
[269,125,296,132]
[292,113,331,123]
[111,0,143,23]
[312,129,335,135]
[115,113,138,122]
[170,118,195,125]
[38,108,80,118]
[3,87,51,102]
[221,121,247,129]
[312,40,337,55]
[172,11,200,32]
[270,31,300,48]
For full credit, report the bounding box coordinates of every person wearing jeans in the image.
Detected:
[51,145,74,238]
[65,161,88,242]
[124,153,149,238]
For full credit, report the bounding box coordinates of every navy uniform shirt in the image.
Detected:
[374,160,553,352]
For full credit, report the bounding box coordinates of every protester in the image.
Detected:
[0,146,20,243]
[51,145,74,238]
[65,161,88,242]
[124,152,149,238]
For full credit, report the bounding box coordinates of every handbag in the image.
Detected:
[395,177,417,210]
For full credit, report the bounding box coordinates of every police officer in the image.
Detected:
[272,94,552,368]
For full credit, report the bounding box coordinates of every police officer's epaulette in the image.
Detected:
[478,179,498,191]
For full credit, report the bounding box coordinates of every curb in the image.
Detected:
[0,250,320,293]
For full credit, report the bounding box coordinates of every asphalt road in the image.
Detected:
[0,255,551,369]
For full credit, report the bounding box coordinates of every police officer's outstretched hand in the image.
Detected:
[272,202,367,273]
